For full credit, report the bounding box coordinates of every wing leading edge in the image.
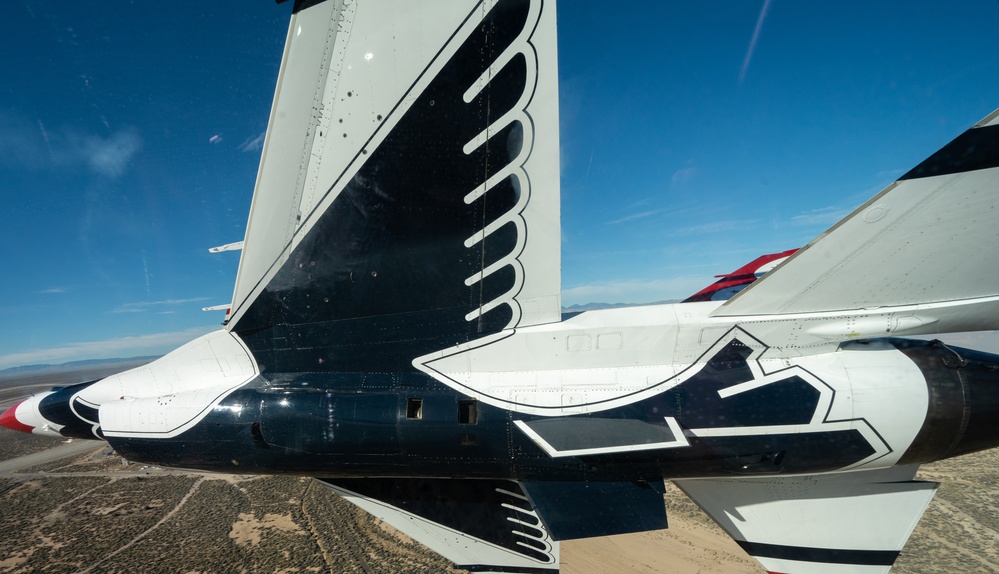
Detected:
[713,109,999,338]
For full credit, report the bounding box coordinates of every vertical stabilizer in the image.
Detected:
[227,0,561,371]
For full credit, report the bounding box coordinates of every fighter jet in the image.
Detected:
[4,1,999,572]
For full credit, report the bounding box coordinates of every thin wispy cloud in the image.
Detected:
[239,131,266,153]
[739,0,773,86]
[0,114,48,169]
[0,325,216,370]
[671,166,698,187]
[790,206,850,227]
[39,287,68,294]
[78,128,143,177]
[670,219,760,237]
[0,114,142,179]
[563,277,707,306]
[113,297,211,314]
[875,168,907,182]
[606,209,668,226]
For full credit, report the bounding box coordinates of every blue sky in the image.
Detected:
[2,1,999,368]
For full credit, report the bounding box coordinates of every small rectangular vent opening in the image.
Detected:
[406,398,423,420]
[458,400,478,424]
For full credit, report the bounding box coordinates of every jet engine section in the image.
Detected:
[893,338,999,464]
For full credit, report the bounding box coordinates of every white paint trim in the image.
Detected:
[514,417,689,458]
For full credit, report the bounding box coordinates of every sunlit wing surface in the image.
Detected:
[714,110,999,337]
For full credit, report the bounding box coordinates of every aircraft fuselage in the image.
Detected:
[16,303,997,484]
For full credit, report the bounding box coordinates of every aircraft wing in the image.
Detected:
[713,109,999,336]
[676,466,937,574]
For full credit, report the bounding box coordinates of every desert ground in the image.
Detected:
[1,425,998,574]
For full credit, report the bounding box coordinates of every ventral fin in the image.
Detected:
[318,478,559,573]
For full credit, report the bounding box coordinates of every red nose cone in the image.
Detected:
[0,400,34,434]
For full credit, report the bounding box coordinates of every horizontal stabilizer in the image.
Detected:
[676,465,937,573]
[519,479,667,540]
[318,478,559,573]
[714,109,999,335]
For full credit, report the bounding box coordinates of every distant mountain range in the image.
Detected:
[0,357,159,380]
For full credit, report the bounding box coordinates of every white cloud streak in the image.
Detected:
[670,219,760,237]
[790,206,851,227]
[605,209,667,226]
[0,114,142,179]
[113,298,211,314]
[238,131,266,153]
[671,166,698,187]
[78,128,143,177]
[562,277,708,307]
[739,0,772,85]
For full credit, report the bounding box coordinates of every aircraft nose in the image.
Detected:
[0,399,36,433]
[0,394,62,437]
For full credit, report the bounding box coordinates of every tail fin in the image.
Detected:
[226,0,561,371]
[714,109,999,335]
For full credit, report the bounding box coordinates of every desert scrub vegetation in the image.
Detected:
[33,476,196,573]
[230,476,327,573]
[0,476,112,572]
[892,449,999,574]
[0,428,64,461]
[113,478,250,573]
[302,481,467,574]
